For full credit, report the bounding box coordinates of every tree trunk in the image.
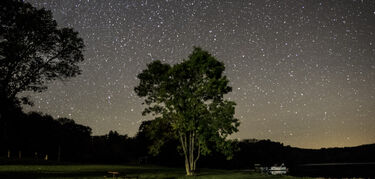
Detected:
[57,144,61,162]
[179,131,200,176]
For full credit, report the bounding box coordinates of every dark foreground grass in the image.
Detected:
[0,164,303,179]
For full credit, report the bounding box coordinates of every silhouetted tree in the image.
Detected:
[0,0,84,152]
[134,121,153,158]
[57,118,91,161]
[90,131,135,163]
[135,47,240,175]
[0,0,84,109]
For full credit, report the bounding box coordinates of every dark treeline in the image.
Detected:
[204,139,375,169]
[0,108,183,165]
[0,108,92,163]
[1,111,374,168]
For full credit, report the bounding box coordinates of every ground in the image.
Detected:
[0,164,304,179]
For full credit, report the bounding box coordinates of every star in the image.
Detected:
[23,0,375,149]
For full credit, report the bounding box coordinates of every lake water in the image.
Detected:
[289,163,375,178]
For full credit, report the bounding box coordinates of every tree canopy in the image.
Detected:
[135,47,240,175]
[0,0,84,109]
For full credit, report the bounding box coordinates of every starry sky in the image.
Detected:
[23,0,375,149]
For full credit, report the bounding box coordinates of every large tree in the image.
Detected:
[0,0,84,110]
[135,47,240,175]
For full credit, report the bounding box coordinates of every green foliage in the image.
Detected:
[0,0,84,107]
[135,47,240,174]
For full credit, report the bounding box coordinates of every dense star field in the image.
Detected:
[23,0,375,149]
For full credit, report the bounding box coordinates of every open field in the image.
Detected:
[0,164,302,179]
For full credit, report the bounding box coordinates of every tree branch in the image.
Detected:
[9,49,64,98]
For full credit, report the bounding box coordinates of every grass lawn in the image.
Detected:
[0,164,304,179]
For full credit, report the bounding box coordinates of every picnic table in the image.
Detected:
[107,171,119,179]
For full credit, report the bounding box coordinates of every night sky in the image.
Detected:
[23,0,375,149]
